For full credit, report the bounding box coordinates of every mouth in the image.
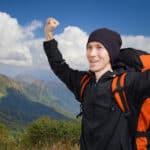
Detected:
[89,60,99,67]
[89,60,98,63]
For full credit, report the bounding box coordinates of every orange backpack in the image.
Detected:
[79,48,150,150]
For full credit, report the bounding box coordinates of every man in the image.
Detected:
[43,18,150,150]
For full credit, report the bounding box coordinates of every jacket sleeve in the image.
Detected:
[125,70,150,105]
[43,39,86,101]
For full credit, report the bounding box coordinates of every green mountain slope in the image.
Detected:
[14,74,80,118]
[0,74,72,129]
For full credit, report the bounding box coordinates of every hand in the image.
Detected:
[44,17,60,40]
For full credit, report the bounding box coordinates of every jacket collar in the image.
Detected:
[88,68,126,84]
[88,70,115,83]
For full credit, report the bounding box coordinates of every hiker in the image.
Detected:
[43,17,150,150]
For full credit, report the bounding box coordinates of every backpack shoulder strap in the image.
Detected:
[77,73,91,118]
[80,73,91,101]
[112,73,130,113]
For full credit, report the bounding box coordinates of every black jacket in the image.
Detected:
[43,39,150,150]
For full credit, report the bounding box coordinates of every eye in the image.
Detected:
[96,46,102,49]
[97,46,101,48]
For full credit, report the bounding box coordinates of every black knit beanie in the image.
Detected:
[87,28,122,64]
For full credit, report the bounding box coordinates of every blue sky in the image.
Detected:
[0,0,150,80]
[1,0,150,36]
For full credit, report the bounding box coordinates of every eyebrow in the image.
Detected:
[95,44,102,46]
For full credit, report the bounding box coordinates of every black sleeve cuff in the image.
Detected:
[43,39,58,50]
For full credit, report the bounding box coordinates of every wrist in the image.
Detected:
[45,32,54,41]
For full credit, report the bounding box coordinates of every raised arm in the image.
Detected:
[43,17,86,101]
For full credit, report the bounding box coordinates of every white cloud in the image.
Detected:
[55,26,89,70]
[23,38,47,67]
[23,20,42,38]
[0,11,150,70]
[0,12,43,66]
[122,35,150,53]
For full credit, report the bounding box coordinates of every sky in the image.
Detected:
[0,0,150,80]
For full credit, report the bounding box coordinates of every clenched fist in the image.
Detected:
[45,17,60,40]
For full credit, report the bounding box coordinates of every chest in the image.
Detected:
[81,79,122,130]
[83,80,113,107]
[82,79,120,120]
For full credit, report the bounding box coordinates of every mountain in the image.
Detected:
[14,74,80,116]
[0,74,73,130]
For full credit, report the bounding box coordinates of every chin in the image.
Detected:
[90,66,102,72]
[90,68,97,73]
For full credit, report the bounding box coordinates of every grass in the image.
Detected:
[0,142,80,150]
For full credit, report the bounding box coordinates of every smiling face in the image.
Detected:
[86,41,111,73]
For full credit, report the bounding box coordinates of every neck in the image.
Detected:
[95,64,113,82]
